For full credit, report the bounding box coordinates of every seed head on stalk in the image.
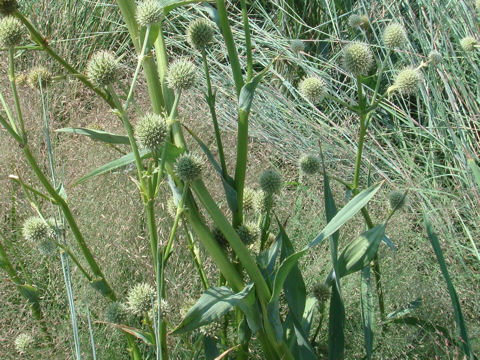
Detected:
[0,16,24,47]
[342,42,374,76]
[186,18,215,50]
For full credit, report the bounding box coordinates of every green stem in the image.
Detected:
[154,27,174,113]
[239,0,253,81]
[233,110,249,227]
[182,219,209,290]
[0,113,24,144]
[58,244,92,281]
[8,48,25,140]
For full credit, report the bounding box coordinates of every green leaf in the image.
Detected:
[56,127,129,145]
[18,284,40,303]
[467,157,480,190]
[104,323,155,345]
[90,278,114,298]
[238,59,275,114]
[424,214,473,359]
[172,284,256,334]
[161,0,213,14]
[328,284,345,360]
[139,23,160,50]
[360,266,374,360]
[301,297,316,336]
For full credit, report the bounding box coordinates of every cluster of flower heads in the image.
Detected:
[0,16,23,47]
[136,0,163,27]
[134,113,167,151]
[22,216,58,256]
[86,50,119,88]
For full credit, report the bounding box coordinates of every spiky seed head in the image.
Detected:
[0,17,24,47]
[299,153,321,175]
[38,240,56,257]
[136,0,163,27]
[175,152,203,182]
[313,282,331,303]
[383,23,407,49]
[0,0,17,15]
[393,67,422,95]
[342,42,374,76]
[147,298,170,322]
[186,18,215,50]
[460,36,478,51]
[22,217,50,242]
[253,190,274,214]
[166,197,177,218]
[259,168,282,194]
[126,282,155,316]
[290,39,305,54]
[86,51,119,87]
[243,187,256,212]
[236,222,260,245]
[212,226,228,249]
[14,333,34,354]
[105,302,129,324]
[27,67,53,89]
[16,73,27,87]
[199,320,223,337]
[389,190,406,210]
[166,58,196,91]
[299,76,325,103]
[428,50,442,65]
[135,113,166,151]
[348,14,363,28]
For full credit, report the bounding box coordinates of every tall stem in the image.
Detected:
[8,48,25,140]
[239,0,253,81]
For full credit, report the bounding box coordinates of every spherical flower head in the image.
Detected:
[383,23,407,49]
[27,67,53,89]
[393,67,422,95]
[348,14,363,28]
[299,153,321,175]
[0,16,24,47]
[253,190,274,214]
[299,77,325,104]
[136,0,163,27]
[38,240,57,257]
[105,302,129,324]
[22,217,50,242]
[290,39,305,54]
[0,0,17,15]
[15,333,34,354]
[313,282,330,303]
[166,58,196,91]
[342,42,374,76]
[389,190,406,210]
[135,113,166,151]
[126,282,155,316]
[175,152,203,182]
[147,298,170,322]
[428,50,442,65]
[86,51,119,88]
[236,222,260,245]
[16,73,27,87]
[259,168,282,194]
[243,187,256,212]
[187,18,215,50]
[460,36,478,52]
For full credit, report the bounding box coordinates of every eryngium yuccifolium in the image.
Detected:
[290,39,305,54]
[460,36,478,51]
[393,67,422,95]
[428,50,442,65]
[147,298,170,322]
[348,14,363,28]
[187,18,215,50]
[253,190,274,214]
[212,226,228,248]
[105,302,129,324]
[389,190,406,210]
[383,23,407,49]
[243,187,256,212]
[126,283,155,316]
[136,0,163,27]
[259,168,282,194]
[23,217,50,242]
[299,77,325,104]
[27,67,53,89]
[167,197,177,218]
[313,282,331,303]
[175,152,203,182]
[0,17,24,47]
[135,113,166,151]
[0,0,17,15]
[236,222,260,245]
[38,240,56,257]
[16,73,27,87]
[166,58,196,91]
[14,333,34,354]
[299,153,321,175]
[86,51,119,87]
[342,42,374,76]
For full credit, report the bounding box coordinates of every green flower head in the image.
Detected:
[0,0,18,15]
[299,77,326,104]
[22,217,50,242]
[187,18,215,50]
[253,189,274,214]
[105,302,129,324]
[383,23,407,49]
[86,51,119,87]
[299,153,321,175]
[290,39,305,54]
[428,50,442,65]
[313,282,331,303]
[136,0,163,27]
[135,113,167,151]
[259,168,282,195]
[174,152,203,182]
[166,58,196,91]
[393,67,422,95]
[126,282,155,316]
[460,36,478,52]
[27,67,53,89]
[389,190,407,210]
[212,226,228,249]
[342,42,374,76]
[0,16,24,47]
[38,240,57,257]
[14,333,34,354]
[243,187,256,212]
[236,222,260,245]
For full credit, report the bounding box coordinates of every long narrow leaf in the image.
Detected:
[56,127,129,145]
[360,266,374,360]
